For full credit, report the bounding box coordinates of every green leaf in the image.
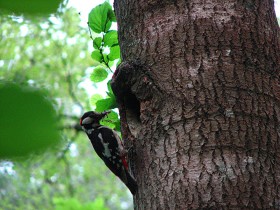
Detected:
[107,111,120,132]
[101,114,118,129]
[95,97,117,112]
[108,45,120,61]
[0,0,63,15]
[108,60,115,68]
[104,30,118,47]
[88,2,113,33]
[93,37,102,49]
[103,54,109,63]
[114,121,121,132]
[0,83,60,159]
[116,58,121,66]
[108,9,116,22]
[106,80,115,97]
[90,67,108,83]
[91,50,102,62]
[90,94,103,106]
[107,111,119,121]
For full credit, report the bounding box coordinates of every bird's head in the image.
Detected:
[80,111,110,129]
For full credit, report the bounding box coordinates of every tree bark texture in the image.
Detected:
[112,0,280,209]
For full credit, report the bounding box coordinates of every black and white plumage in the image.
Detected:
[80,111,137,195]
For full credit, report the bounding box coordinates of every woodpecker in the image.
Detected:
[80,111,137,195]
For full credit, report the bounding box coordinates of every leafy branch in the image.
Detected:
[87,2,121,131]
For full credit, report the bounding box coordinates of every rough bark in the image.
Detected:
[112,0,280,209]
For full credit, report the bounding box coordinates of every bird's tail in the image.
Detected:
[120,170,138,195]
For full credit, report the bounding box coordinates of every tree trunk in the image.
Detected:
[112,0,280,209]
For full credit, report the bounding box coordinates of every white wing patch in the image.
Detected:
[86,128,94,135]
[97,126,126,157]
[112,130,126,156]
[98,133,112,158]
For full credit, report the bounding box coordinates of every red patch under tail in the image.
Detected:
[121,156,128,170]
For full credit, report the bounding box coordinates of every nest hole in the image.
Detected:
[124,91,140,122]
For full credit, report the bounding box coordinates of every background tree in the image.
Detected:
[113,0,280,209]
[0,3,132,210]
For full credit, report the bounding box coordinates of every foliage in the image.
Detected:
[0,83,60,158]
[88,1,116,33]
[90,66,108,82]
[0,0,64,15]
[53,197,109,210]
[0,4,132,210]
[88,1,120,131]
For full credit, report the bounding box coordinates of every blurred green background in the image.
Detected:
[0,0,132,209]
